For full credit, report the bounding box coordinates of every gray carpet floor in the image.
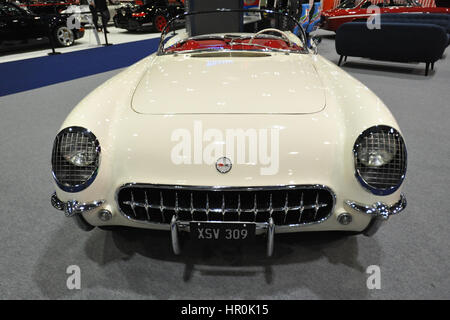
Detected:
[0,32,449,299]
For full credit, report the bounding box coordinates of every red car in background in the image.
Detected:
[321,0,450,32]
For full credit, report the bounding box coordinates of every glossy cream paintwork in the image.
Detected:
[132,53,326,114]
[53,50,404,233]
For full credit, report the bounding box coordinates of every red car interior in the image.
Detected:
[166,38,304,53]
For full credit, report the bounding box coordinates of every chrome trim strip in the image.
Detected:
[118,183,334,192]
[51,192,104,217]
[173,49,287,56]
[188,50,273,57]
[115,183,336,228]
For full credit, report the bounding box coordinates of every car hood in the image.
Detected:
[131,53,326,114]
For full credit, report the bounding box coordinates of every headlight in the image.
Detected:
[51,126,100,192]
[63,150,96,167]
[353,125,407,195]
[356,132,396,167]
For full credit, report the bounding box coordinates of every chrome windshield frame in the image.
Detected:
[157,8,308,56]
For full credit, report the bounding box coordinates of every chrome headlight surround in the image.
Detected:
[353,125,407,196]
[51,126,100,193]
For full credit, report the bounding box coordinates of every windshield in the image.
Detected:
[158,9,308,55]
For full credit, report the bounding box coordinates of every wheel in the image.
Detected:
[53,25,75,47]
[153,14,168,33]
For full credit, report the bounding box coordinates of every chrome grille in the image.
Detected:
[51,127,100,192]
[117,185,335,226]
[354,126,407,194]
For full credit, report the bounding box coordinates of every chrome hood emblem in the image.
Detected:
[215,157,232,174]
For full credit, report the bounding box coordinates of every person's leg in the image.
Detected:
[89,5,99,30]
[101,9,110,33]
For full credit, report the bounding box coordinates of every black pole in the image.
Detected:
[102,13,112,46]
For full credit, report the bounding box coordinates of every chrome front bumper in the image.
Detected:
[51,192,104,217]
[345,194,407,236]
[51,192,406,256]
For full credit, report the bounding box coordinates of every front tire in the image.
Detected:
[54,25,75,47]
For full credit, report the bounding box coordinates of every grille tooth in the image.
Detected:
[298,193,304,223]
[237,194,242,220]
[123,191,137,218]
[221,194,226,220]
[253,194,258,222]
[205,193,210,221]
[313,193,320,220]
[118,185,334,226]
[174,192,179,218]
[144,191,150,221]
[283,193,289,224]
[158,191,163,222]
[269,193,273,218]
[190,193,194,220]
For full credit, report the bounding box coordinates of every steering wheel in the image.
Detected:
[249,28,292,47]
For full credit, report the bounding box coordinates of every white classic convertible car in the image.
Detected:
[51,9,407,256]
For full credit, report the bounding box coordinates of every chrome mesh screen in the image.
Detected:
[51,127,100,192]
[117,185,335,226]
[354,126,406,193]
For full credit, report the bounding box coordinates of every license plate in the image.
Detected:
[190,222,256,242]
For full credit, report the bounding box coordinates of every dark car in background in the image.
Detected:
[19,0,76,15]
[113,0,184,32]
[0,1,84,49]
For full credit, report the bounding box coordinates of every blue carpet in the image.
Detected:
[0,38,160,97]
